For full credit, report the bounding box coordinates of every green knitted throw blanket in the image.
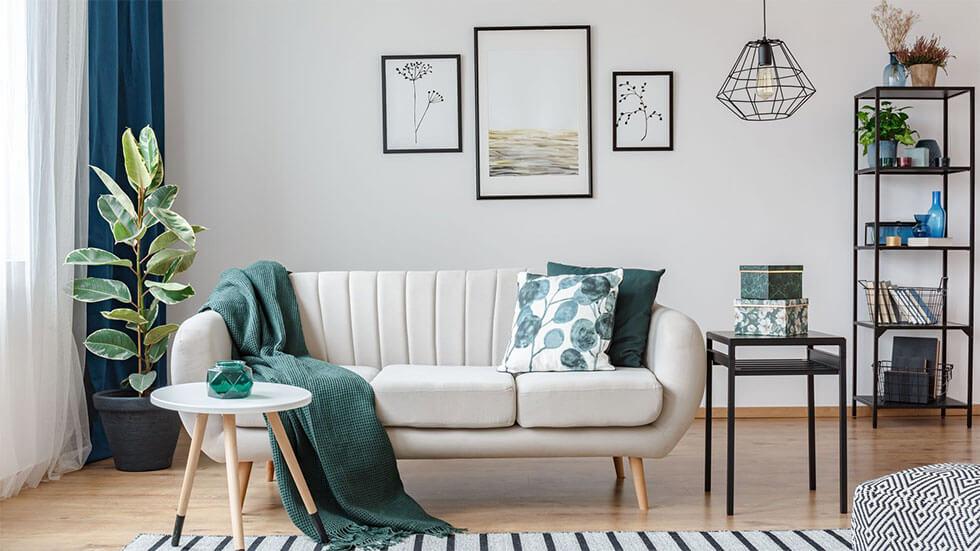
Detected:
[204,261,456,550]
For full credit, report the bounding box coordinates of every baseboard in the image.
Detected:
[695,405,979,419]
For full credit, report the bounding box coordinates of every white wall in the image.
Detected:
[163,0,980,407]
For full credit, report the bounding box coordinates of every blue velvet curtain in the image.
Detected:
[85,0,166,462]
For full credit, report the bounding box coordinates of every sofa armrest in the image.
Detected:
[170,310,232,385]
[644,303,706,454]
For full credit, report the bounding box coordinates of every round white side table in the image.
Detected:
[151,382,328,551]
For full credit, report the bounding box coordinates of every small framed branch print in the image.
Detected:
[612,71,673,151]
[382,54,462,153]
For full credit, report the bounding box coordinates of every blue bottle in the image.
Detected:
[927,191,946,238]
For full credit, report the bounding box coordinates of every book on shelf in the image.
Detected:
[860,280,938,324]
[908,237,954,247]
[891,336,941,399]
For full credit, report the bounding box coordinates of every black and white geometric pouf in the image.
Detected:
[852,463,980,550]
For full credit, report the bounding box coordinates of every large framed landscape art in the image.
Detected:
[474,26,593,199]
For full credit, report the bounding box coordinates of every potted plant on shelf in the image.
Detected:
[897,35,954,87]
[66,126,205,471]
[857,101,918,168]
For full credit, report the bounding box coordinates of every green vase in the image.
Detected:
[207,361,254,399]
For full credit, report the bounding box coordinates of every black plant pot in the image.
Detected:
[92,389,180,472]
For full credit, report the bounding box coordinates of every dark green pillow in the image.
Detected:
[547,262,665,367]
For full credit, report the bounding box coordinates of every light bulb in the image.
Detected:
[755,65,777,100]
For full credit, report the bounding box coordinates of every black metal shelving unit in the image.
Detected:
[852,86,975,428]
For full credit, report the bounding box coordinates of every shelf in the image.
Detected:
[856,166,971,175]
[732,359,840,376]
[855,245,971,251]
[855,86,973,101]
[854,394,968,410]
[855,320,971,333]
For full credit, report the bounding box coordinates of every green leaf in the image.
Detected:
[147,249,196,276]
[145,280,195,305]
[97,195,140,243]
[147,340,168,363]
[143,185,178,227]
[122,128,152,191]
[143,300,160,327]
[148,207,195,248]
[147,225,207,255]
[84,328,137,360]
[145,323,179,345]
[72,278,132,303]
[128,371,157,394]
[65,247,132,268]
[100,308,148,326]
[138,126,163,189]
[90,165,136,218]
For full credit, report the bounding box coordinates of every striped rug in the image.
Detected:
[125,529,853,550]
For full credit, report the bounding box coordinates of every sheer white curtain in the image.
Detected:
[0,0,90,499]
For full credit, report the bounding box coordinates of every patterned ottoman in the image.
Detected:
[852,463,980,550]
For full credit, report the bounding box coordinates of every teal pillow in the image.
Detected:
[547,262,665,367]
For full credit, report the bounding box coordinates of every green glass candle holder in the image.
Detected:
[207,360,254,399]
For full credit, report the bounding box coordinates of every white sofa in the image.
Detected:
[171,269,705,509]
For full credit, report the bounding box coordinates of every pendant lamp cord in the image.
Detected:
[762,0,767,38]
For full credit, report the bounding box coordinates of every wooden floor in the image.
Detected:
[1,416,976,551]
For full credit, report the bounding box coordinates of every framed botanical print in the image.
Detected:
[474,26,593,199]
[382,54,462,153]
[612,71,673,151]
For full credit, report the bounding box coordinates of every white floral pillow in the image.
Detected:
[500,270,623,373]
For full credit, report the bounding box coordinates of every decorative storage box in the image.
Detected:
[734,298,809,337]
[738,265,803,300]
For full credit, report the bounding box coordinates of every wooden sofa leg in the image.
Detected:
[613,457,625,479]
[629,457,649,510]
[238,461,253,508]
[266,460,274,482]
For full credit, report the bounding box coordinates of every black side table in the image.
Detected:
[704,331,847,515]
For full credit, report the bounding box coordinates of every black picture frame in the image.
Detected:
[612,71,673,151]
[474,25,593,200]
[381,54,463,154]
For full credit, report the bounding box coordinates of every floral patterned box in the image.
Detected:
[734,298,808,337]
[739,265,803,300]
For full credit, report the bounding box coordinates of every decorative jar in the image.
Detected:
[207,361,254,399]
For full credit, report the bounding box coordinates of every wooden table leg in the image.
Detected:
[267,412,329,543]
[266,460,275,482]
[238,462,253,509]
[171,413,208,546]
[222,415,246,551]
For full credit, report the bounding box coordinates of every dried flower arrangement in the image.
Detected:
[897,35,955,73]
[871,0,918,53]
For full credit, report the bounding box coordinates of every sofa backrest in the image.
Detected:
[289,269,521,368]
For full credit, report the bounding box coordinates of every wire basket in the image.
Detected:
[875,360,953,404]
[859,278,947,325]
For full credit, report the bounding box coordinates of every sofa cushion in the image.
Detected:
[500,270,623,373]
[236,365,380,428]
[547,262,665,368]
[515,368,663,428]
[372,365,516,428]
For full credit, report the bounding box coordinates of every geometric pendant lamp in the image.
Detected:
[717,0,816,121]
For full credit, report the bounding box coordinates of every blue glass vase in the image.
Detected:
[883,52,907,87]
[926,191,946,238]
[913,214,931,237]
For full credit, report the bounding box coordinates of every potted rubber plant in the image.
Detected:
[897,35,954,87]
[857,101,917,168]
[67,126,205,471]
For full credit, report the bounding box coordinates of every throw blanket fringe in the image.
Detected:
[205,261,457,550]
